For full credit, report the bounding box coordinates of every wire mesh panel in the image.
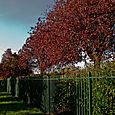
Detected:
[92,77,115,115]
[42,76,57,114]
[46,76,115,115]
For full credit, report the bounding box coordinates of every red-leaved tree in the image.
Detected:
[46,0,114,66]
[19,0,114,73]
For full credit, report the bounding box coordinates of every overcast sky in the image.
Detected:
[0,0,54,60]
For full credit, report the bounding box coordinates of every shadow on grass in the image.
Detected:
[0,92,44,115]
[0,101,27,111]
[0,96,21,102]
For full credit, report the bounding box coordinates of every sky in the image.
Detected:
[0,0,54,60]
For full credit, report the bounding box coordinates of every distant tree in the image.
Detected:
[18,45,34,76]
[1,48,12,63]
[0,63,4,79]
[0,48,32,78]
[1,49,18,74]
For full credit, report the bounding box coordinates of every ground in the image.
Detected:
[0,92,44,115]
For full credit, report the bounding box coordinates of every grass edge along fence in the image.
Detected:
[5,72,115,115]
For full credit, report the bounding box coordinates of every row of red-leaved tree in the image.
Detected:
[0,0,114,78]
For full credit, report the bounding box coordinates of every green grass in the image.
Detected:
[0,92,44,115]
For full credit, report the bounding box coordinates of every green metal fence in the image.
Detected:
[5,74,115,115]
[72,76,114,115]
[41,75,115,115]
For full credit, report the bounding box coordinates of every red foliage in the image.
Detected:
[19,0,114,73]
[0,49,20,78]
[0,60,12,79]
[48,0,114,64]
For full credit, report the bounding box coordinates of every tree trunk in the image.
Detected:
[94,56,101,68]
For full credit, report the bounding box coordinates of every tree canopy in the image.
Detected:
[12,0,115,73]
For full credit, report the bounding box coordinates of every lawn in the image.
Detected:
[0,92,44,115]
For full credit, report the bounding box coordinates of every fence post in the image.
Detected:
[89,72,92,115]
[42,75,50,114]
[15,77,19,97]
[7,77,11,93]
[48,76,50,114]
